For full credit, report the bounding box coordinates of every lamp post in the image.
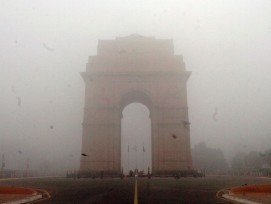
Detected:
[1,154,5,178]
[183,121,191,170]
[81,153,88,178]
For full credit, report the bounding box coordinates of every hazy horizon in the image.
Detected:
[1,0,271,172]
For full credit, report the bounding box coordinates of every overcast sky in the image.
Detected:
[0,0,271,171]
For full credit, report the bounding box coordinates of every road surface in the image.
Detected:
[1,176,270,203]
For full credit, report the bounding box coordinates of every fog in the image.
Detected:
[0,0,271,173]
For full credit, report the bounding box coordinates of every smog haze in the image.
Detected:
[0,0,271,173]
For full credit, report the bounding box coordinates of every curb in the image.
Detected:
[217,188,262,204]
[0,187,50,204]
[2,195,42,204]
[222,194,261,204]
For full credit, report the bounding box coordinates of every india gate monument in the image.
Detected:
[80,34,192,176]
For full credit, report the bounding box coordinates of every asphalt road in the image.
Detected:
[0,176,270,203]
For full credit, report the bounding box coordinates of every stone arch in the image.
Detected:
[80,35,192,176]
[119,90,153,173]
[119,90,152,116]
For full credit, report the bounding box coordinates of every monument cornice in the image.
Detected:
[82,122,120,127]
[153,106,188,110]
[82,71,191,78]
[84,106,120,111]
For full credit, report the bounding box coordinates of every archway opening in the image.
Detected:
[121,103,151,175]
